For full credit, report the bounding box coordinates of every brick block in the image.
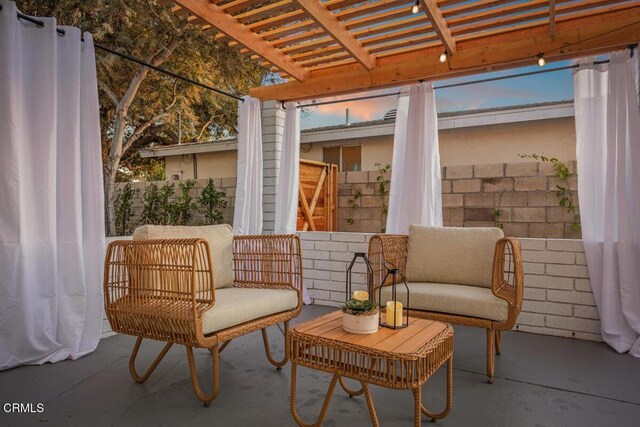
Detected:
[482,177,514,192]
[452,179,481,193]
[360,196,383,208]
[514,177,547,191]
[538,162,557,176]
[546,239,584,252]
[522,250,574,264]
[305,269,331,280]
[338,184,353,197]
[464,208,495,222]
[501,223,528,237]
[315,241,348,252]
[464,221,495,227]
[522,300,572,316]
[512,207,546,222]
[330,251,357,262]
[299,232,331,241]
[499,192,528,207]
[506,162,538,177]
[442,194,464,207]
[308,289,330,300]
[334,233,370,242]
[464,193,494,207]
[527,192,559,207]
[474,163,504,178]
[545,315,600,334]
[345,171,369,184]
[547,290,596,306]
[523,262,545,275]
[348,242,369,253]
[575,305,600,320]
[546,264,589,278]
[311,279,344,292]
[300,240,315,251]
[525,275,574,290]
[563,224,582,240]
[338,173,346,184]
[575,279,592,292]
[445,165,473,179]
[305,250,330,260]
[529,223,564,238]
[517,312,545,326]
[546,207,577,223]
[519,238,546,250]
[524,287,546,301]
[442,180,452,194]
[352,183,375,196]
[549,176,578,191]
[450,208,464,222]
[302,259,314,269]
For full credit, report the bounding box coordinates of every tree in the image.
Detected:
[16,0,267,235]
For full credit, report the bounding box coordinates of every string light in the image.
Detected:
[537,53,546,67]
[411,1,420,14]
[439,51,448,63]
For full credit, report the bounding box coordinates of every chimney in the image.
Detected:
[345,108,351,126]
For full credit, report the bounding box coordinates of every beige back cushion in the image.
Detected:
[133,224,234,289]
[404,225,503,288]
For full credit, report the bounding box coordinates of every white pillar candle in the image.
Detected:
[386,301,403,326]
[353,291,369,301]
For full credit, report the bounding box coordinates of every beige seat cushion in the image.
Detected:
[405,225,504,288]
[379,282,509,322]
[202,287,298,334]
[133,224,234,289]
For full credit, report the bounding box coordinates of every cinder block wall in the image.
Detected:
[338,161,581,238]
[299,232,601,342]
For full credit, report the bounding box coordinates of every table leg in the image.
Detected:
[339,377,365,397]
[416,356,453,422]
[290,362,339,427]
[361,382,380,427]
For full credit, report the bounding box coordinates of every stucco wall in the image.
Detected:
[164,117,576,177]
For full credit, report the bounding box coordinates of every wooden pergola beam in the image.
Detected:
[419,0,456,54]
[291,0,376,70]
[249,6,640,101]
[550,0,557,36]
[172,0,308,81]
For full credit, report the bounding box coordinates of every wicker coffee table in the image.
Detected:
[288,311,454,427]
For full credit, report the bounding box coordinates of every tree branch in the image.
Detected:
[98,81,119,106]
[196,118,214,141]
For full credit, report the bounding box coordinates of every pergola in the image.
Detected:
[164,0,640,101]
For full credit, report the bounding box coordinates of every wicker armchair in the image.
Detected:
[368,226,523,383]
[104,233,303,406]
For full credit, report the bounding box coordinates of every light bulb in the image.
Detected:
[439,51,447,63]
[411,3,419,14]
[537,53,545,67]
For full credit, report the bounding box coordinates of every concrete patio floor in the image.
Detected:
[1,305,639,427]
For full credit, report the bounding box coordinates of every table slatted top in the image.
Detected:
[292,311,449,355]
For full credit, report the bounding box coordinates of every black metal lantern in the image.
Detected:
[345,252,374,302]
[378,262,410,329]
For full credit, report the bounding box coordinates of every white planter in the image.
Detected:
[342,311,379,334]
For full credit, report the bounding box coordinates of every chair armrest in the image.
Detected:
[103,238,215,336]
[491,237,524,327]
[232,234,303,302]
[367,234,409,290]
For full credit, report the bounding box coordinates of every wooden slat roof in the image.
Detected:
[164,0,640,100]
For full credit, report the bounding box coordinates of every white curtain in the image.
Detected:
[0,1,105,370]
[386,82,443,234]
[274,102,300,234]
[233,96,263,235]
[574,50,640,357]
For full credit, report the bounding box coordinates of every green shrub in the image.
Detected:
[198,179,227,225]
[114,183,136,236]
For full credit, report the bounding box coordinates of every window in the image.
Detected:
[323,146,362,172]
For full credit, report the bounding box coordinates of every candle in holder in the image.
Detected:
[353,291,369,301]
[386,301,403,327]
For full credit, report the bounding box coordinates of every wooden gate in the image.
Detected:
[297,159,338,231]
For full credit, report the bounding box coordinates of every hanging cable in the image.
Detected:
[7,7,245,102]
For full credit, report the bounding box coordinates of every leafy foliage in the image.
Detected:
[169,180,196,225]
[375,162,391,232]
[140,182,173,225]
[519,153,581,230]
[346,188,363,226]
[197,179,227,225]
[114,183,136,235]
[342,298,378,316]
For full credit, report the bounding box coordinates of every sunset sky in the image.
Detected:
[300,61,576,130]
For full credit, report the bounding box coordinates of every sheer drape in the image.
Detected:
[386,82,443,234]
[233,96,263,235]
[0,1,105,370]
[274,102,300,234]
[574,50,640,357]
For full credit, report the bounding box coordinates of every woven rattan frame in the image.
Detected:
[104,234,303,405]
[368,234,523,383]
[288,312,454,426]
